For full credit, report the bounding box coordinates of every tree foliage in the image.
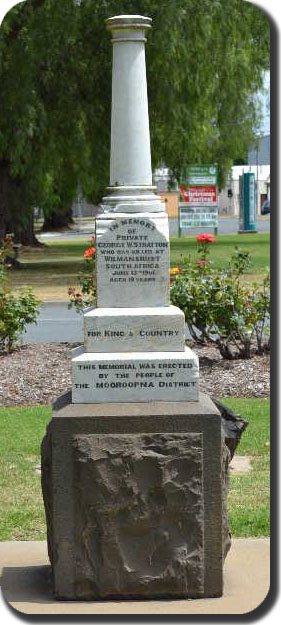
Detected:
[0,0,270,242]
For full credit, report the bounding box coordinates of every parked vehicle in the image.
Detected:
[261,199,270,214]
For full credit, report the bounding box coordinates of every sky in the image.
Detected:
[259,70,270,135]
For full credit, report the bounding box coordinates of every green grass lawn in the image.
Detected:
[0,406,51,541]
[221,398,270,537]
[7,238,91,301]
[170,232,270,275]
[0,398,269,541]
[7,232,269,301]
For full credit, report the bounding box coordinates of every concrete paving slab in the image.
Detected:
[0,538,269,615]
[230,455,252,474]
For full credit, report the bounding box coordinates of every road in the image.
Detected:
[21,303,195,344]
[38,216,270,241]
[21,300,269,345]
[21,302,84,344]
[169,216,270,236]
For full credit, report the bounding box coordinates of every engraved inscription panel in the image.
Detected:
[96,214,170,307]
[84,306,185,353]
[72,348,199,403]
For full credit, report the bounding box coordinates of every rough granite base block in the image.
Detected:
[41,391,228,600]
[73,432,204,598]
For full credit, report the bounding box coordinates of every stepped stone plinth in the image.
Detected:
[41,13,230,602]
[84,305,185,353]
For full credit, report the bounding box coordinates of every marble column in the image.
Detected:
[102,15,163,213]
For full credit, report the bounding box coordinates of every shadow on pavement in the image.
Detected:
[1,565,53,605]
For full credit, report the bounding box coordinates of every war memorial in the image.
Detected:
[41,15,237,601]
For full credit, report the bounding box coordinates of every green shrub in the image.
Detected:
[0,235,41,353]
[170,234,270,359]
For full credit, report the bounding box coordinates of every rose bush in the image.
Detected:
[68,237,96,313]
[170,236,270,359]
[0,235,41,353]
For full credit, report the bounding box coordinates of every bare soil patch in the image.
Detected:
[0,342,269,407]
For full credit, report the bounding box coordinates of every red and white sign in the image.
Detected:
[180,185,217,205]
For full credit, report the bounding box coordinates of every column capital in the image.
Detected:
[105,15,152,41]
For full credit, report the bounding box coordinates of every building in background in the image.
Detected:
[153,166,171,192]
[218,134,270,216]
[72,184,100,218]
[248,134,270,166]
[157,191,179,218]
[153,166,179,218]
[154,161,270,219]
[218,165,270,216]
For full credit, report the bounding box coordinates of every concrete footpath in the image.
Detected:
[0,538,269,616]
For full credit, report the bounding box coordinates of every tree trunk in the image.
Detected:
[42,206,74,231]
[13,210,41,246]
[0,159,12,241]
[0,159,42,246]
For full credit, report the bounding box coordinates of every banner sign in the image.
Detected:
[180,185,217,205]
[181,164,218,186]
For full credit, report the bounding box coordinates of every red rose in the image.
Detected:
[196,234,215,244]
[84,246,96,259]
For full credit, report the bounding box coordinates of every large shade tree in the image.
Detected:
[0,0,270,244]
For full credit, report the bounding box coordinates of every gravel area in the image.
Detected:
[0,343,269,406]
[194,343,270,400]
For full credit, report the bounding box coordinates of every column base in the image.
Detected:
[101,185,165,213]
[41,392,230,600]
